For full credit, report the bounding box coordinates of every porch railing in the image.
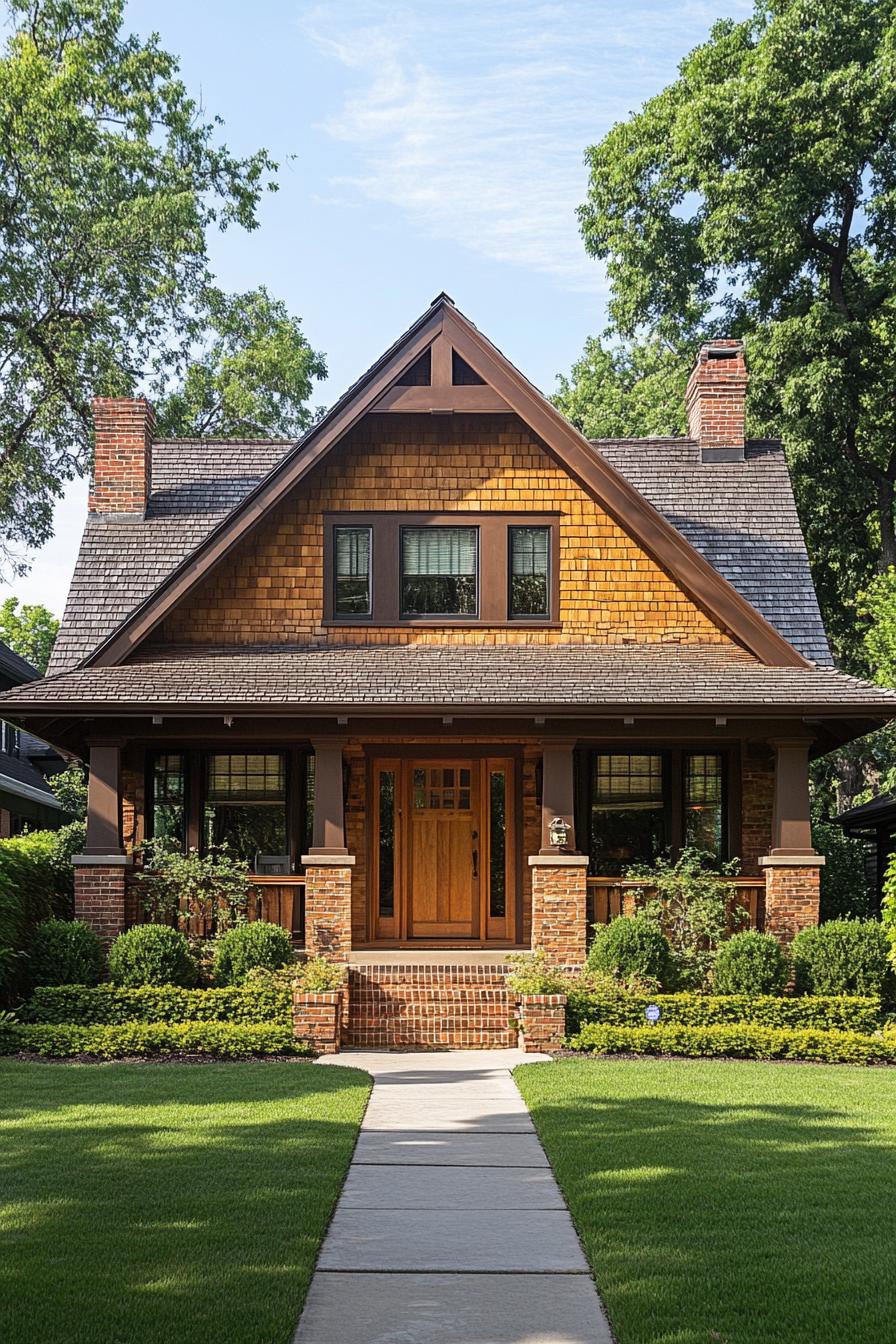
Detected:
[586,875,765,943]
[138,874,306,942]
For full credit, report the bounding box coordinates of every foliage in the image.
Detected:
[0,0,278,566]
[107,924,196,988]
[566,1020,896,1065]
[0,598,58,671]
[506,948,571,995]
[587,914,673,989]
[154,286,326,438]
[4,1019,304,1057]
[293,956,347,993]
[713,930,789,996]
[553,333,691,438]
[19,981,291,1025]
[212,920,293,986]
[883,859,896,967]
[626,849,744,989]
[49,761,87,819]
[812,803,875,920]
[28,919,102,987]
[791,919,892,998]
[135,838,255,932]
[564,986,881,1035]
[0,830,72,997]
[858,567,896,685]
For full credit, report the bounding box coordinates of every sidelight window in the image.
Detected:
[400,526,478,617]
[149,752,186,850]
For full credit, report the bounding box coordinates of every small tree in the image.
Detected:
[627,849,744,990]
[135,839,255,933]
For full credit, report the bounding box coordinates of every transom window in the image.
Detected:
[401,526,478,617]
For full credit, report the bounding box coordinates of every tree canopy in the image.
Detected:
[0,597,58,673]
[0,0,279,570]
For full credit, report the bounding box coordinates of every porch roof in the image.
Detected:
[4,643,895,717]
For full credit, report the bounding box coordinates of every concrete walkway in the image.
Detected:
[293,1049,613,1344]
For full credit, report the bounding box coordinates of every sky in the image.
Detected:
[0,0,751,619]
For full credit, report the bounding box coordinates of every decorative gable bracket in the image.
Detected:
[371,333,510,414]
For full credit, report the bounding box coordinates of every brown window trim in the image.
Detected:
[323,512,560,625]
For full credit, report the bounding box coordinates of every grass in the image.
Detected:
[516,1057,896,1344]
[0,1060,370,1344]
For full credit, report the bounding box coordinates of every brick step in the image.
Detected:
[345,963,518,1049]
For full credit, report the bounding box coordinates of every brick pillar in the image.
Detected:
[301,858,354,961]
[293,990,343,1054]
[529,855,589,968]
[760,860,823,947]
[72,861,130,945]
[517,993,568,1053]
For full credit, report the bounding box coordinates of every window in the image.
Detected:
[685,753,724,858]
[401,526,478,617]
[203,752,287,870]
[333,526,371,617]
[509,526,550,618]
[589,753,666,877]
[149,753,186,849]
[488,769,506,918]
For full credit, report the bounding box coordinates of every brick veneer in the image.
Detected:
[529,857,588,968]
[346,963,517,1049]
[73,864,128,944]
[303,863,353,960]
[517,994,568,1053]
[90,398,154,514]
[762,863,822,946]
[292,989,343,1054]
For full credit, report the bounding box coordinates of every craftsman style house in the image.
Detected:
[2,296,894,1042]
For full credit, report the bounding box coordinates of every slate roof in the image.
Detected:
[594,438,831,666]
[10,644,896,712]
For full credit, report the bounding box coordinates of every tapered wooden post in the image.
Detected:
[760,739,824,946]
[73,741,130,944]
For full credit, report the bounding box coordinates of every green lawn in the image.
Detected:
[516,1058,896,1344]
[0,1060,370,1344]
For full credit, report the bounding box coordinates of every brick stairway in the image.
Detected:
[345,960,518,1049]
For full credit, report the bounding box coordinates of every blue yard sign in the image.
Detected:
[645,1004,661,1024]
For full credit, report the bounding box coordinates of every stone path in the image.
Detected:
[293,1049,613,1344]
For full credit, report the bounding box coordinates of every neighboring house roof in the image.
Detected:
[0,638,40,686]
[62,297,805,671]
[0,745,63,822]
[838,794,896,831]
[9,644,896,715]
[595,439,831,666]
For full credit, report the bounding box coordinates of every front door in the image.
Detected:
[370,755,516,943]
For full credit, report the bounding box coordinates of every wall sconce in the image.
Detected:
[548,816,570,849]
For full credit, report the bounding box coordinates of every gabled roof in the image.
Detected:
[0,638,40,687]
[70,296,807,671]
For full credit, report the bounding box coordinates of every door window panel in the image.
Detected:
[488,769,506,918]
[401,527,478,616]
[377,769,396,919]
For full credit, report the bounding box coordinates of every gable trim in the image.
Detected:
[83,297,809,670]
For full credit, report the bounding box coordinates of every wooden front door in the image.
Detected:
[370,755,516,944]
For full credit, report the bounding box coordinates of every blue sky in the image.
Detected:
[2,0,750,618]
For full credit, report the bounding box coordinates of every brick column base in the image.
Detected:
[301,857,354,960]
[72,859,130,945]
[529,855,589,968]
[759,858,824,947]
[517,993,568,1053]
[293,990,343,1054]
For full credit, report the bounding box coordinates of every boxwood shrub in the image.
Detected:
[568,1021,896,1065]
[3,1020,306,1058]
[563,986,881,1034]
[713,930,788,996]
[108,924,197,988]
[213,921,293,986]
[791,919,891,998]
[587,914,672,986]
[28,919,103,988]
[20,982,292,1026]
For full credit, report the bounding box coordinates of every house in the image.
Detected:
[0,639,66,835]
[1,295,894,1044]
[838,793,896,912]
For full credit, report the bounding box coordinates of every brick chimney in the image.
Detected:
[90,397,154,515]
[685,339,747,462]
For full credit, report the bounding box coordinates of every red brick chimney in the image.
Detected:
[685,339,747,462]
[90,397,154,515]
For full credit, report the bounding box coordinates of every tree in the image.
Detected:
[0,597,58,672]
[576,0,896,670]
[0,0,278,570]
[553,334,691,439]
[154,287,326,439]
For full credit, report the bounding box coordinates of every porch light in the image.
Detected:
[548,816,570,849]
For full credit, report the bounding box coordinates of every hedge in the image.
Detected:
[567,1021,896,1066]
[20,983,292,1026]
[1,1020,306,1059]
[564,987,882,1034]
[0,830,75,997]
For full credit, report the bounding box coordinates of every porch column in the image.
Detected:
[759,738,824,947]
[301,738,354,961]
[72,742,131,945]
[529,740,588,968]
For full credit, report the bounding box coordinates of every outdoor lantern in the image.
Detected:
[548,816,570,849]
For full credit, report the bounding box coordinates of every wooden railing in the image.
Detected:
[586,875,766,943]
[137,874,306,942]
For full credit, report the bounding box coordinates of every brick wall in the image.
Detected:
[292,990,343,1054]
[530,860,588,967]
[74,865,128,944]
[154,413,732,648]
[517,993,568,1053]
[90,398,154,514]
[304,864,353,960]
[763,865,821,946]
[741,743,775,874]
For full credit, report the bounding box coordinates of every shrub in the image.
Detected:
[20,982,292,1025]
[588,914,672,988]
[108,924,197,988]
[28,919,103,987]
[564,987,881,1034]
[135,838,257,932]
[791,920,891,998]
[3,1020,306,1058]
[213,921,293,986]
[713,930,788,996]
[0,830,73,997]
[293,956,346,993]
[567,1020,896,1066]
[505,949,570,995]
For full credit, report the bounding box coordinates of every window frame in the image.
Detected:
[323,512,560,626]
[399,523,480,619]
[508,524,552,620]
[333,523,373,619]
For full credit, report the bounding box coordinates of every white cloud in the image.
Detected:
[298,0,751,290]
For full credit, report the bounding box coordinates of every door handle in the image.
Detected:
[472,848,479,878]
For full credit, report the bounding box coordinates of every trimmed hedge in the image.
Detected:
[28,919,103,987]
[564,987,882,1034]
[108,924,197,988]
[20,983,292,1026]
[0,830,74,997]
[567,1021,896,1066]
[213,921,293,986]
[2,1020,306,1058]
[791,919,891,998]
